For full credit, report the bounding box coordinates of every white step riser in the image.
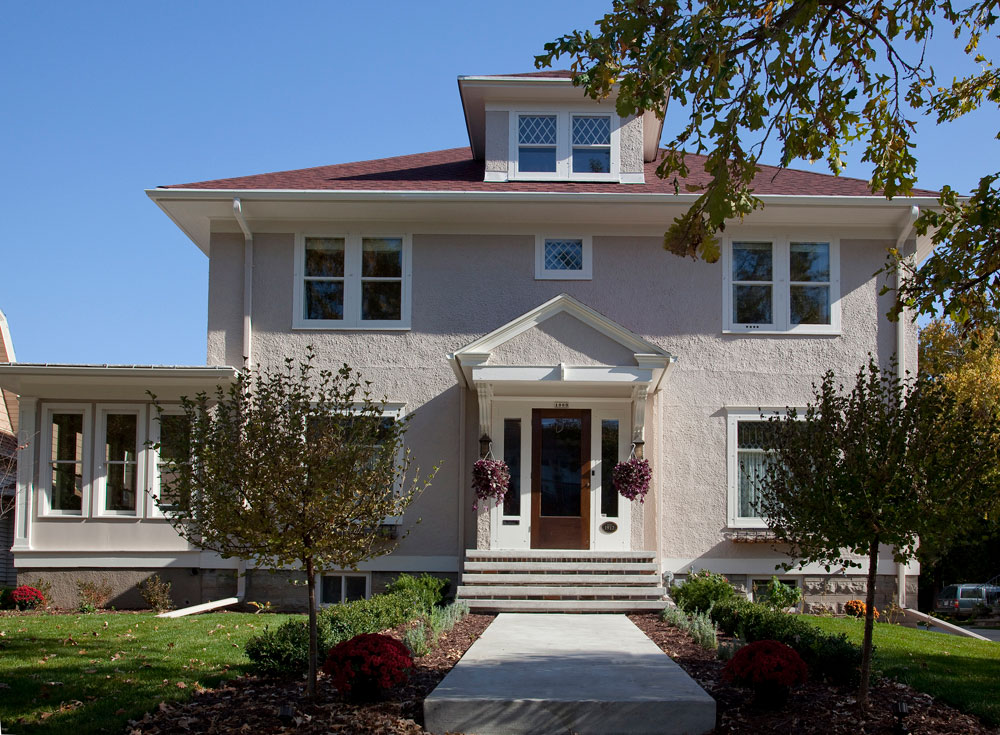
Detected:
[461,574,659,585]
[465,561,658,573]
[459,585,665,598]
[464,599,667,612]
[466,549,655,561]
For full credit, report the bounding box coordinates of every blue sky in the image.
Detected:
[2,2,997,364]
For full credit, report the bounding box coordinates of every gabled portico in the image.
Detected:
[449,294,675,552]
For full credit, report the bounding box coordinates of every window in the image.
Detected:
[320,573,369,605]
[751,577,801,607]
[726,409,789,528]
[43,407,90,515]
[601,419,620,518]
[150,411,191,514]
[502,418,521,518]
[95,405,145,516]
[511,110,618,181]
[724,237,840,333]
[294,234,411,329]
[535,235,593,280]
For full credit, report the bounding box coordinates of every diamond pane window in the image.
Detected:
[572,115,611,174]
[544,239,584,271]
[572,116,610,145]
[519,115,557,145]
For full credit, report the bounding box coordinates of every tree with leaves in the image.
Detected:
[152,351,434,697]
[538,0,1000,325]
[755,359,1000,709]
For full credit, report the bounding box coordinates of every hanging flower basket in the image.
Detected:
[612,453,652,503]
[471,457,511,512]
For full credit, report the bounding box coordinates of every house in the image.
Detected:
[0,71,938,612]
[0,310,17,587]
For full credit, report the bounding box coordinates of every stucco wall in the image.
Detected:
[619,114,644,174]
[485,111,509,174]
[201,229,912,577]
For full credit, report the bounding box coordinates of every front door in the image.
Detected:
[531,409,591,549]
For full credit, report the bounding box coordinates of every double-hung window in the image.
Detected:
[724,237,840,334]
[149,410,191,515]
[95,405,145,516]
[511,110,619,181]
[41,405,91,516]
[726,409,799,528]
[295,234,411,329]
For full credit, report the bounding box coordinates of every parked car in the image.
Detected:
[934,584,1000,616]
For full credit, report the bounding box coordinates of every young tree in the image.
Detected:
[537,1,1000,325]
[755,359,1000,708]
[152,351,434,697]
[0,433,15,521]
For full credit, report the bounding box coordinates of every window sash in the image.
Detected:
[96,406,145,516]
[510,110,618,180]
[41,406,91,516]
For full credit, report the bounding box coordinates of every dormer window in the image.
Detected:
[508,108,619,181]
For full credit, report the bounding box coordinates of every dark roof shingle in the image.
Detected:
[161,147,938,197]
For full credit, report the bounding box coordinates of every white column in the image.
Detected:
[12,397,37,551]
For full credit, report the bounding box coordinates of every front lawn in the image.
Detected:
[0,611,298,734]
[805,615,1000,725]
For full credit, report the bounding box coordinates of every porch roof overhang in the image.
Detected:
[0,363,238,401]
[448,294,676,396]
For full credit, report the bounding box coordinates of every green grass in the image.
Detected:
[804,615,1000,725]
[0,611,299,734]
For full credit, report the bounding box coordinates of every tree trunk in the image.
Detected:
[858,536,880,710]
[306,556,318,699]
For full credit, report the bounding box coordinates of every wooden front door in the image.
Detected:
[531,409,591,549]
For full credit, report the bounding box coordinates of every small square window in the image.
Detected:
[535,235,593,280]
[321,574,369,605]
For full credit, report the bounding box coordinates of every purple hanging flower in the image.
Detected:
[612,456,652,503]
[472,457,511,511]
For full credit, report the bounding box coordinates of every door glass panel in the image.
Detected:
[503,418,521,516]
[601,419,619,517]
[539,417,582,517]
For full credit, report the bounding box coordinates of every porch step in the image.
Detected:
[461,599,668,612]
[461,573,658,585]
[458,585,667,599]
[464,561,659,573]
[458,549,666,613]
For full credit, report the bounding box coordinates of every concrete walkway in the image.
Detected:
[423,613,716,735]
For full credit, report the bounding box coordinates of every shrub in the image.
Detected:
[319,589,421,645]
[403,621,431,657]
[12,585,46,611]
[660,604,718,650]
[76,580,113,612]
[672,570,735,613]
[708,598,864,685]
[754,577,803,611]
[323,633,412,700]
[385,573,449,614]
[138,574,173,612]
[723,640,807,707]
[844,599,879,619]
[717,638,746,662]
[245,619,315,677]
[0,587,15,610]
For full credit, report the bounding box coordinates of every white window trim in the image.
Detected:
[506,106,621,182]
[722,236,841,335]
[293,233,412,330]
[318,571,371,606]
[535,235,593,280]
[726,407,800,529]
[147,406,186,519]
[38,403,92,518]
[94,404,147,518]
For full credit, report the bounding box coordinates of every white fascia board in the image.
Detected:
[471,365,654,384]
[0,364,238,397]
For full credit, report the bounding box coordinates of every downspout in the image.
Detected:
[233,198,254,367]
[157,559,246,618]
[895,205,919,608]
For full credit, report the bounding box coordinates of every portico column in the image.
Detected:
[12,397,37,551]
[631,386,647,458]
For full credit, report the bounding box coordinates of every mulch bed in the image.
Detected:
[125,613,494,735]
[629,613,1000,735]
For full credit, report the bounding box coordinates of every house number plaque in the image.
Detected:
[601,521,618,533]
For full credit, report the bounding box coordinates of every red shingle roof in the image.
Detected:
[160,147,938,197]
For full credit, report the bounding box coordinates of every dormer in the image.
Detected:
[458,71,664,185]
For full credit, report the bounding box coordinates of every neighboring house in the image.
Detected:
[0,71,937,611]
[0,310,18,587]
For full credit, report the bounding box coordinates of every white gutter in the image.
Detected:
[233,198,254,367]
[894,205,919,608]
[158,559,247,618]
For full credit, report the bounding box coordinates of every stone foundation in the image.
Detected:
[17,568,237,610]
